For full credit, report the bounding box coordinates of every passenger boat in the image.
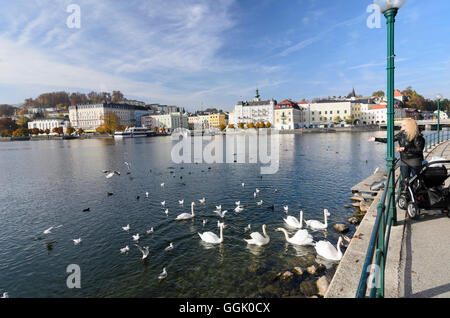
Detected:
[114,127,153,138]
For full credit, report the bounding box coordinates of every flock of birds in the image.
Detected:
[11,160,346,298]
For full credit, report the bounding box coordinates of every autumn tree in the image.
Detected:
[66,127,75,135]
[372,90,385,97]
[0,118,18,136]
[227,124,234,129]
[219,124,226,131]
[266,122,272,128]
[12,128,29,136]
[77,128,84,135]
[16,116,30,128]
[97,112,121,134]
[333,116,342,124]
[52,127,63,135]
[112,91,124,103]
[0,104,15,117]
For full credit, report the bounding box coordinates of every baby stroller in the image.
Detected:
[397,159,450,219]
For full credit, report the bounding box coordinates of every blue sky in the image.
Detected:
[0,0,449,111]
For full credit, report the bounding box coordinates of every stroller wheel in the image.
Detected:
[407,202,420,219]
[398,195,408,210]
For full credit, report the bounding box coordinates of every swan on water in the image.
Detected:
[120,245,130,254]
[244,224,270,246]
[199,223,226,244]
[135,244,149,260]
[158,268,167,280]
[315,237,344,261]
[176,202,195,220]
[305,209,330,230]
[284,210,304,229]
[275,228,315,246]
[43,225,62,235]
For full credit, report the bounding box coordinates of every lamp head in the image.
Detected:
[374,0,406,13]
[436,94,443,101]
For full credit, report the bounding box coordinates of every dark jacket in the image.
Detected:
[375,131,425,166]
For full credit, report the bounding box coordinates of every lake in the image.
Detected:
[0,131,389,297]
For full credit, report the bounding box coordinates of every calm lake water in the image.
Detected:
[0,131,390,298]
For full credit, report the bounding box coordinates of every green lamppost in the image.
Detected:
[436,94,443,143]
[375,0,406,223]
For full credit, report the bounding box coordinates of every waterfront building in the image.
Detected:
[364,105,406,124]
[188,115,210,130]
[274,100,303,129]
[27,118,70,131]
[68,103,149,131]
[143,112,188,132]
[229,89,276,126]
[208,113,228,129]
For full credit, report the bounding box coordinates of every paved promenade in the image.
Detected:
[399,140,450,298]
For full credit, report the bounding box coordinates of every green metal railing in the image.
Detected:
[356,130,449,298]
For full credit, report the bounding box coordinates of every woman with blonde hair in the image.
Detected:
[368,118,425,181]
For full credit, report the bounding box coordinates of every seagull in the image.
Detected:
[179,199,184,205]
[215,205,222,211]
[161,183,165,187]
[165,243,174,251]
[235,201,240,206]
[242,183,245,187]
[244,224,251,232]
[146,227,154,235]
[214,210,228,218]
[135,244,149,260]
[133,234,140,242]
[234,206,244,212]
[373,167,380,175]
[158,268,167,280]
[199,197,206,204]
[145,192,149,198]
[122,224,130,232]
[256,200,263,206]
[43,225,62,235]
[161,201,166,207]
[164,209,169,216]
[73,238,82,245]
[274,189,278,193]
[255,188,260,194]
[1,292,8,298]
[105,172,115,179]
[284,206,289,213]
[253,192,257,198]
[203,219,207,226]
[120,245,130,254]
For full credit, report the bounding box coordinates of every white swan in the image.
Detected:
[245,224,270,246]
[305,209,330,230]
[176,202,195,220]
[284,210,304,229]
[275,228,315,246]
[199,223,226,244]
[315,237,344,261]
